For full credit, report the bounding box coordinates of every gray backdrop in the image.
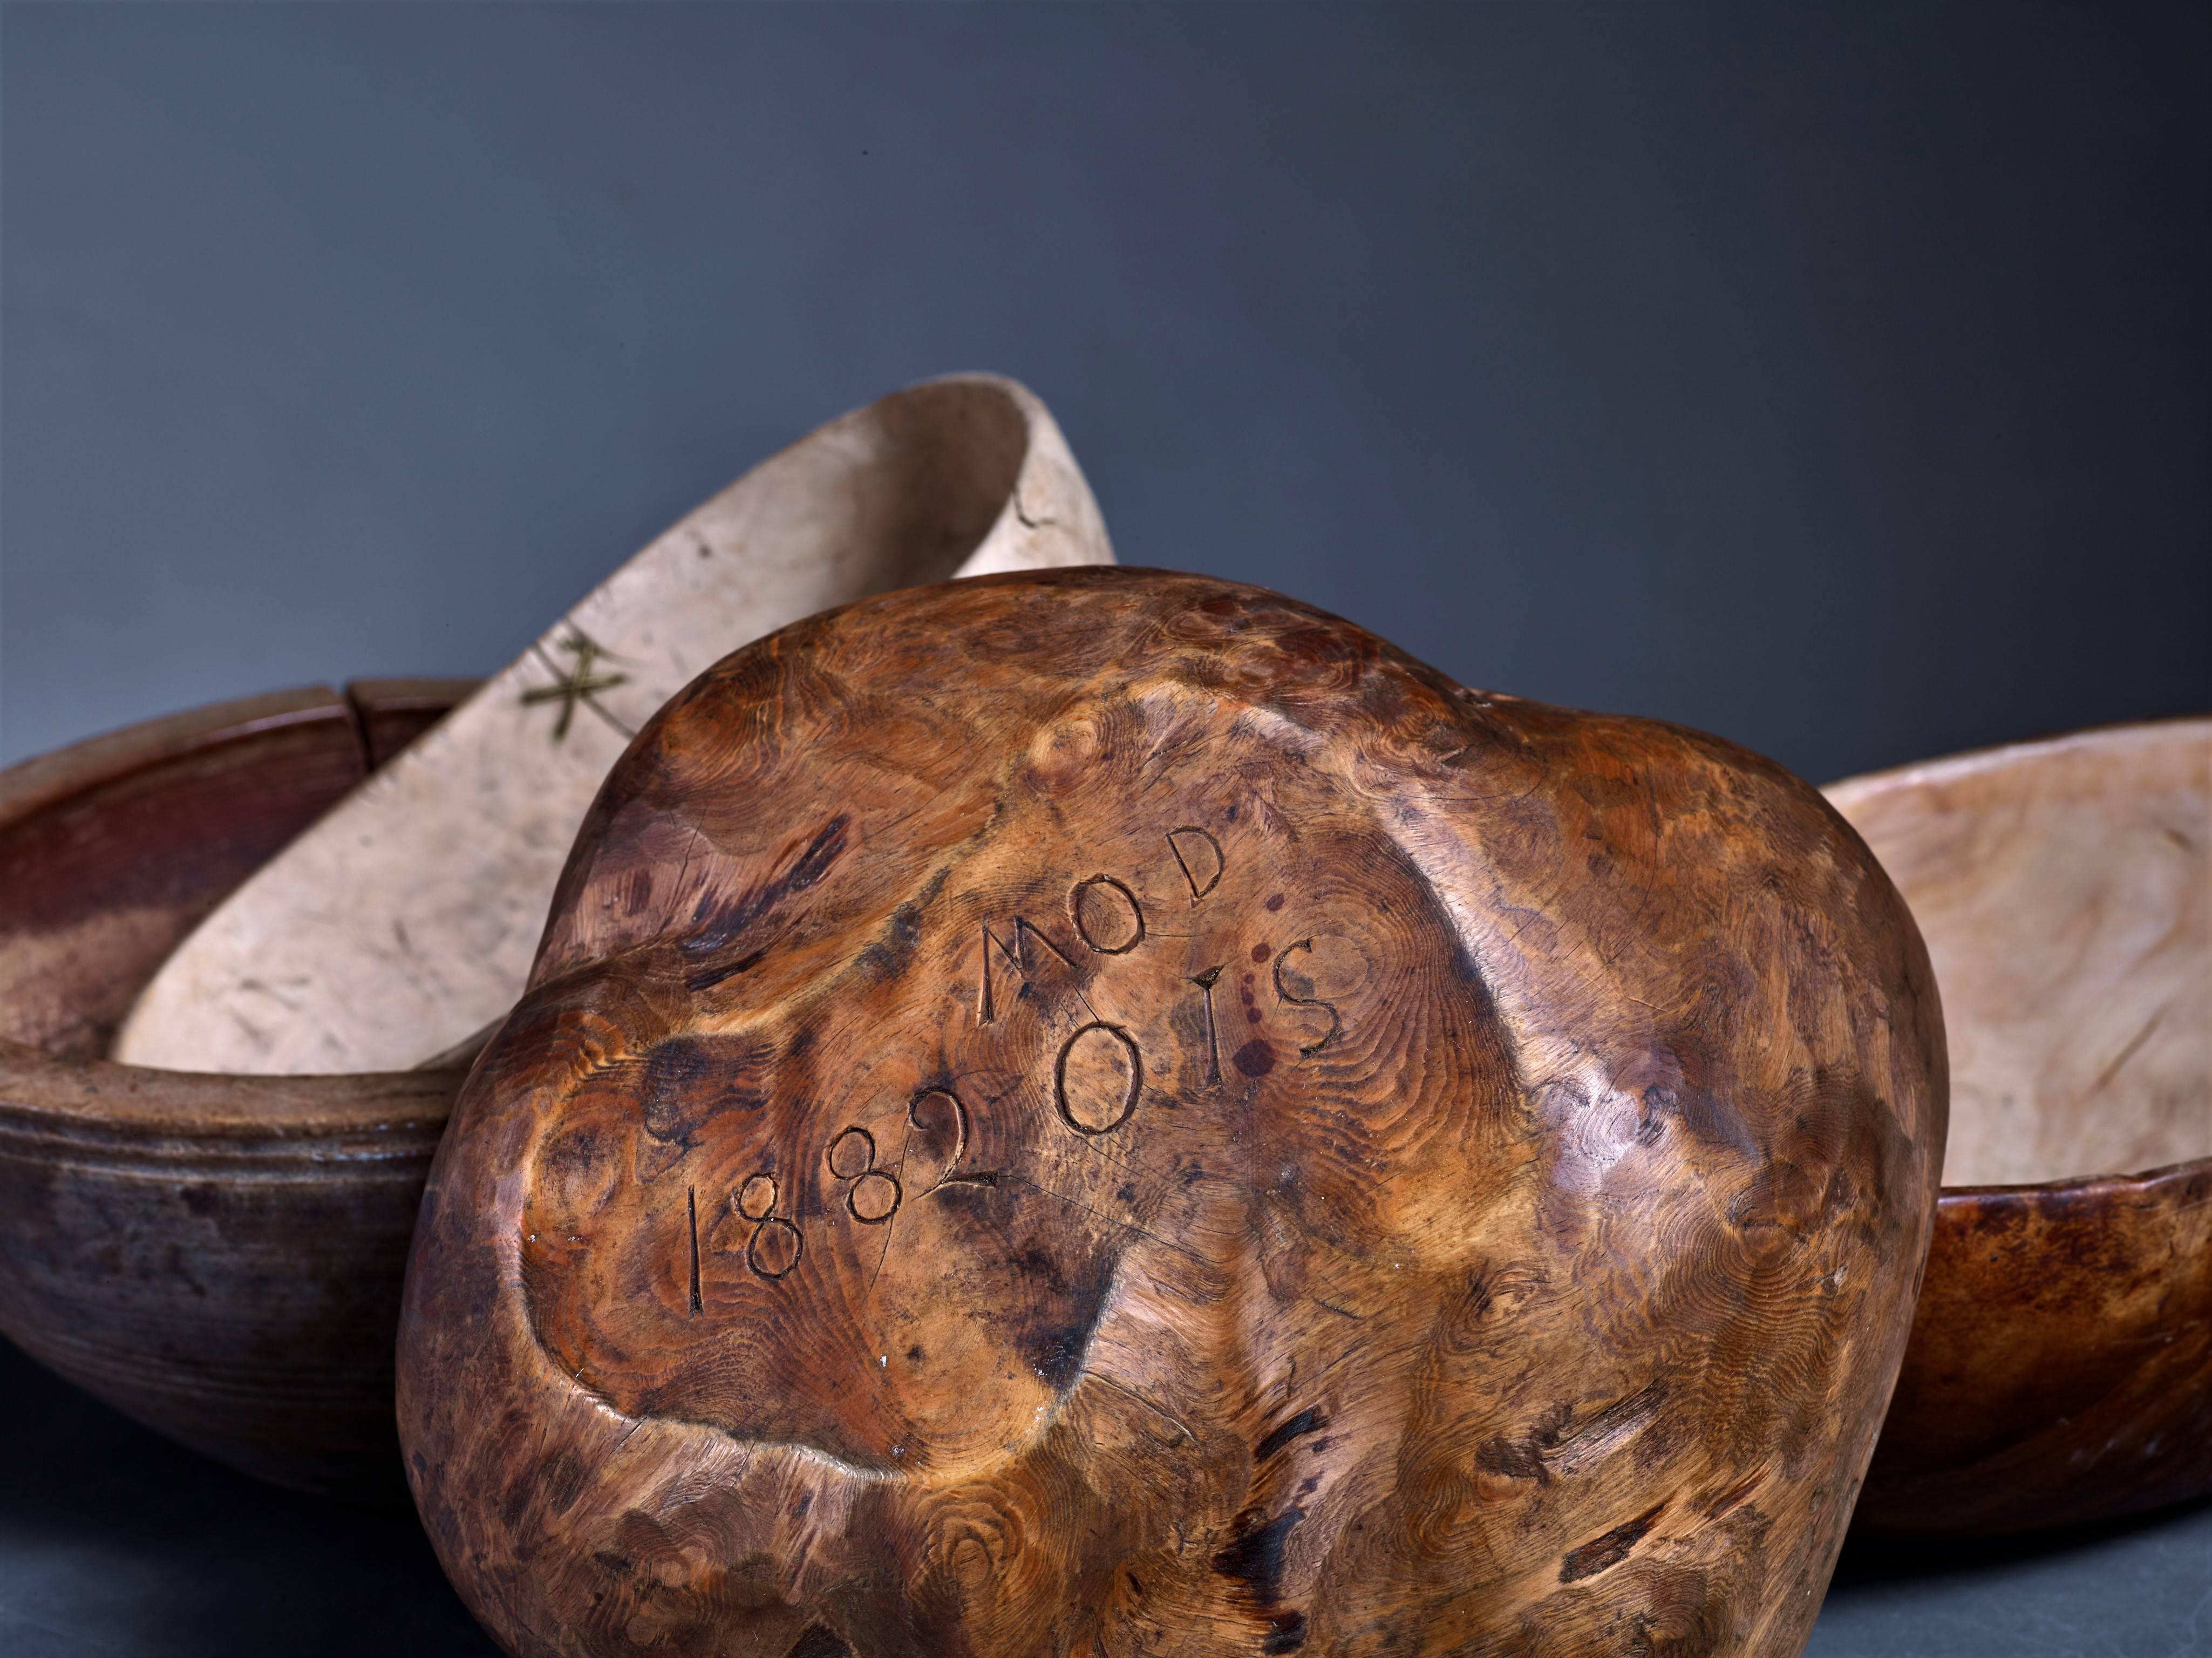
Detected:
[2,4,2208,1656]
[4,2,2206,779]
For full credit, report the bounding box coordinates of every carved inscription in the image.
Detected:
[1056,1022,1143,1136]
[710,1101,986,1286]
[910,1088,997,1192]
[736,1172,803,1279]
[686,1187,703,1316]
[979,916,1079,1023]
[664,814,1358,1301]
[828,1127,902,1224]
[1166,826,1224,901]
[737,1173,778,1222]
[1071,875,1146,954]
[1189,965,1225,1085]
[1273,939,1344,1056]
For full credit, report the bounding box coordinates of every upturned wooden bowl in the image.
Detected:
[1828,718,2210,1534]
[398,569,1944,1657]
[0,679,474,1496]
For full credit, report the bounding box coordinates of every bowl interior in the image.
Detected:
[0,681,469,1061]
[1827,719,2209,1188]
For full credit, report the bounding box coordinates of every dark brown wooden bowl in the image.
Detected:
[1829,719,2210,1534]
[0,680,474,1496]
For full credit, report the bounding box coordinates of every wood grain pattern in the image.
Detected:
[118,375,1114,1078]
[1829,719,2211,1533]
[399,568,1944,1656]
[0,683,472,1494]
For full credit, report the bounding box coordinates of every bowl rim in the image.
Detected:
[1937,1154,2211,1207]
[1,684,467,1146]
[1822,711,2210,808]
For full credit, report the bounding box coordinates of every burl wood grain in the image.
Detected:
[0,681,469,1493]
[398,569,1945,1657]
[1829,719,2210,1533]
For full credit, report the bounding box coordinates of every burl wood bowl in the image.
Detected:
[0,679,473,1496]
[1828,718,2210,1534]
[398,568,1944,1657]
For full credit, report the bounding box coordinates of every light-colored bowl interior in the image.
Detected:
[1827,719,2210,1188]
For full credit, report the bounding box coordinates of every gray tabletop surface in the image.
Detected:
[2,1337,2204,1657]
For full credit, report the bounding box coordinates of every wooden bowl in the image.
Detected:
[1828,718,2210,1534]
[0,680,473,1496]
[397,569,1943,1656]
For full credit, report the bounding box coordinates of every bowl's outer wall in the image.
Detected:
[0,682,471,1494]
[1856,1163,2212,1533]
[0,1055,456,1494]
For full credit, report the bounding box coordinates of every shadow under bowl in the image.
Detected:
[0,681,474,1497]
[1828,718,2210,1534]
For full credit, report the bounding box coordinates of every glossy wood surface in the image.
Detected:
[399,569,1945,1657]
[0,682,471,1494]
[1829,720,2211,1533]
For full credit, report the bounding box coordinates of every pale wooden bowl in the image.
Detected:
[0,681,473,1496]
[1827,718,2210,1533]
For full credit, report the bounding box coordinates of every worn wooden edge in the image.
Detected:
[1935,1155,2212,1205]
[0,685,353,828]
[344,677,484,714]
[0,1039,460,1146]
[0,683,468,1500]
[1822,713,2211,815]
